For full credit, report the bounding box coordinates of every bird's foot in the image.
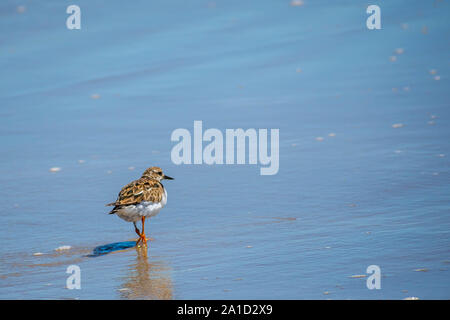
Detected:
[136,233,150,247]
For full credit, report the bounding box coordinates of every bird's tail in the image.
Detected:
[106,202,118,214]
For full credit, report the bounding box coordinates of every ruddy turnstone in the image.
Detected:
[106,167,173,246]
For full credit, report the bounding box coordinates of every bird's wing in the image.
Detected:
[107,178,164,207]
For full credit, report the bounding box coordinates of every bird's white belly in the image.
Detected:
[116,190,167,222]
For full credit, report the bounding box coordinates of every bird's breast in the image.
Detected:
[115,190,167,222]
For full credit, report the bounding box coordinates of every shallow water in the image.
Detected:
[0,0,449,299]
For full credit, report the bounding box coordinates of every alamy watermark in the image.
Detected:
[66,265,81,289]
[66,5,81,30]
[171,121,279,175]
[366,265,381,290]
[366,5,381,30]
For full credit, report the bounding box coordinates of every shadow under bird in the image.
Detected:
[106,167,174,246]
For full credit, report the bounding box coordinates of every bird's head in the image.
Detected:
[141,166,174,181]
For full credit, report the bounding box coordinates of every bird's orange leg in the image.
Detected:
[133,222,141,236]
[140,216,148,245]
[134,222,142,245]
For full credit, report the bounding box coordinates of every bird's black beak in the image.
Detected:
[163,175,174,180]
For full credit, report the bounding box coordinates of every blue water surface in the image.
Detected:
[0,0,449,299]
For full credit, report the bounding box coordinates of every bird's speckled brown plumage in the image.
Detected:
[106,166,170,214]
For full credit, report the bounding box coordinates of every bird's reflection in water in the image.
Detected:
[118,246,173,300]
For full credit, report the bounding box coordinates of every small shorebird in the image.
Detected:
[106,167,174,246]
